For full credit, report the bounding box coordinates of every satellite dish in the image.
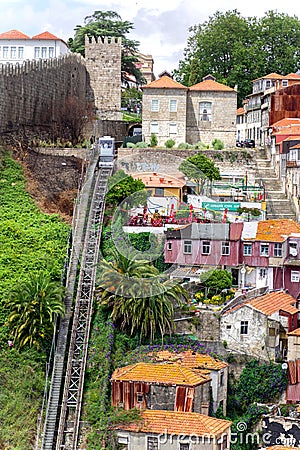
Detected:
[290,248,297,257]
[282,363,288,370]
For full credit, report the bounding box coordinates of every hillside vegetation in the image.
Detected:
[0,151,70,449]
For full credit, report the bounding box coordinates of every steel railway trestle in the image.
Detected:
[41,164,113,450]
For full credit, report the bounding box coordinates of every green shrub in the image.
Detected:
[126,142,136,148]
[212,138,224,150]
[178,142,188,149]
[137,141,148,148]
[164,139,176,148]
[150,133,158,147]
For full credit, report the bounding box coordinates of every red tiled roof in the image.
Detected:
[151,350,228,370]
[273,126,300,136]
[116,409,232,436]
[285,73,300,79]
[189,79,235,92]
[266,447,299,450]
[287,327,300,336]
[249,291,299,316]
[31,31,60,40]
[131,172,185,188]
[254,219,300,242]
[0,29,30,39]
[224,291,299,316]
[142,75,187,89]
[111,362,210,386]
[252,72,283,81]
[271,118,300,128]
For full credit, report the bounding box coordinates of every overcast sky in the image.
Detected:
[1,0,300,77]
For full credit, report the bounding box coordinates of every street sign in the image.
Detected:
[202,201,241,211]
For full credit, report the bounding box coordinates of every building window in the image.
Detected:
[243,243,252,256]
[147,436,158,450]
[136,392,143,403]
[282,80,288,87]
[167,242,172,251]
[289,242,298,257]
[179,444,190,450]
[150,122,159,134]
[49,46,54,58]
[240,320,248,335]
[41,47,47,59]
[183,240,192,254]
[34,47,40,58]
[220,372,224,386]
[221,241,230,256]
[274,243,282,257]
[169,123,177,135]
[259,268,267,279]
[260,243,269,256]
[154,187,164,197]
[291,271,300,283]
[169,99,178,112]
[18,46,24,59]
[118,435,129,449]
[202,241,210,255]
[226,325,231,329]
[199,101,212,121]
[269,327,276,336]
[151,99,159,112]
[3,46,8,58]
[10,46,16,59]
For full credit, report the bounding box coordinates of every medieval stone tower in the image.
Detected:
[85,36,122,121]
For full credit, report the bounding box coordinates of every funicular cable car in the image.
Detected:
[96,136,117,167]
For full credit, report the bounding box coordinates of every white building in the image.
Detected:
[0,29,69,65]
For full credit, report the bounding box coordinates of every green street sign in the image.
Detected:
[202,201,241,211]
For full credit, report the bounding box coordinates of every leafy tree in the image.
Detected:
[200,269,233,297]
[179,153,221,193]
[95,251,189,342]
[68,10,145,83]
[106,169,147,208]
[174,9,300,105]
[6,273,65,349]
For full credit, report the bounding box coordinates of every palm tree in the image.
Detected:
[6,272,65,349]
[95,251,189,342]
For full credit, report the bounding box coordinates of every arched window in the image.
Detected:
[199,102,212,121]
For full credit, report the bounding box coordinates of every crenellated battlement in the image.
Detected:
[85,35,122,46]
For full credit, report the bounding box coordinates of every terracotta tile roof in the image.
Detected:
[252,72,283,81]
[111,362,210,386]
[152,350,228,370]
[285,73,300,79]
[273,126,300,136]
[287,327,300,336]
[249,291,298,316]
[31,31,60,40]
[189,79,235,92]
[116,409,232,436]
[266,447,299,450]
[224,290,299,316]
[271,118,300,128]
[237,107,245,115]
[0,29,30,39]
[131,171,185,188]
[142,75,187,89]
[254,219,300,242]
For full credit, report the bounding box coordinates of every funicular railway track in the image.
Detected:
[41,150,114,450]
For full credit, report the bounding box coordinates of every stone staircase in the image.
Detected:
[254,147,297,220]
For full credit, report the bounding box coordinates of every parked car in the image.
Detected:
[236,140,244,147]
[244,139,255,148]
